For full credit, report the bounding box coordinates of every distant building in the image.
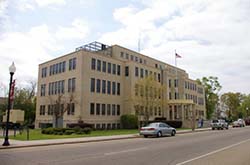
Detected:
[35,41,206,129]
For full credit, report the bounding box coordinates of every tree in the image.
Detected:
[240,94,250,118]
[221,92,243,120]
[48,93,76,128]
[197,76,222,119]
[133,76,166,128]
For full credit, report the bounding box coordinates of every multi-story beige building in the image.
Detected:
[35,41,206,129]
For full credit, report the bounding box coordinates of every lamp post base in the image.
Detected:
[2,138,10,146]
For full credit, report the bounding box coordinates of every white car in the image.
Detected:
[232,119,245,127]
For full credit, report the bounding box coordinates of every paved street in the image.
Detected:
[0,127,250,165]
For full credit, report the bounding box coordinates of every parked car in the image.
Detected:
[140,122,176,138]
[211,119,229,130]
[245,118,250,126]
[232,119,245,127]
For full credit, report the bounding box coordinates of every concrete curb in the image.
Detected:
[0,128,211,150]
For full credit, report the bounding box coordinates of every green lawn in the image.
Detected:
[10,128,191,141]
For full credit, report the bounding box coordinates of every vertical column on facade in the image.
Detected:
[181,104,184,121]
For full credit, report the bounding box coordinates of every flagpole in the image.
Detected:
[175,50,178,100]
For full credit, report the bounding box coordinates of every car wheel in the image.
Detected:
[171,130,176,136]
[157,131,162,137]
[212,127,215,130]
[144,135,148,138]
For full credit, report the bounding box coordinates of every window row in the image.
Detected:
[90,78,120,95]
[39,103,75,116]
[197,87,204,94]
[135,84,162,99]
[120,52,147,64]
[135,106,162,116]
[135,67,161,82]
[169,79,179,88]
[91,58,121,76]
[48,80,65,95]
[169,92,179,100]
[49,61,66,76]
[198,97,204,105]
[185,81,197,91]
[185,94,198,104]
[90,103,120,116]
[95,123,120,130]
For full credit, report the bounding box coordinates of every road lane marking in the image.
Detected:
[176,138,250,165]
[104,147,147,156]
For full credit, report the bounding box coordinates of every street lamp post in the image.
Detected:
[2,62,16,146]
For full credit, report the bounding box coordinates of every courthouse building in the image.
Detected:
[35,41,206,129]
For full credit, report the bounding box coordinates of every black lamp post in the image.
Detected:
[2,62,16,146]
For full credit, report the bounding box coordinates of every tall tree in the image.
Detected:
[133,76,166,127]
[221,92,243,120]
[240,94,250,118]
[197,76,222,119]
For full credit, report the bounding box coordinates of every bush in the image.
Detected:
[120,114,138,129]
[83,127,91,134]
[67,123,94,129]
[165,121,182,128]
[64,130,75,135]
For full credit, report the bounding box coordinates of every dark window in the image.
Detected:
[174,79,178,87]
[58,63,62,73]
[91,58,96,70]
[102,104,106,115]
[49,65,52,76]
[108,63,111,73]
[62,61,66,72]
[102,80,106,94]
[68,79,72,92]
[126,53,129,59]
[117,105,120,116]
[96,79,101,93]
[55,63,59,73]
[158,73,161,82]
[107,81,111,94]
[91,78,95,92]
[72,58,76,70]
[135,67,139,77]
[102,61,106,72]
[130,55,134,61]
[96,103,100,115]
[120,52,124,58]
[145,70,148,77]
[125,66,129,76]
[97,60,101,71]
[169,79,171,88]
[112,64,116,74]
[112,104,116,116]
[67,103,75,115]
[90,103,95,115]
[135,56,138,62]
[117,83,120,95]
[112,82,116,95]
[117,65,121,75]
[69,59,72,70]
[107,104,111,115]
[40,105,45,115]
[72,78,76,92]
[139,58,142,63]
[140,68,144,78]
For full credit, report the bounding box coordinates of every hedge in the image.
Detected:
[120,114,138,129]
[41,127,92,135]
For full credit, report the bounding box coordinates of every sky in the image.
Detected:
[0,0,250,96]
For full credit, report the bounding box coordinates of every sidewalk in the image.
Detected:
[0,128,211,150]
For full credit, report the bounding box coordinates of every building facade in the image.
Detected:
[35,41,206,129]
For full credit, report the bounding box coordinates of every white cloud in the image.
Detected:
[35,0,66,7]
[99,0,250,94]
[55,19,89,40]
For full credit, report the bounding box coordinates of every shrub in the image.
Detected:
[120,114,138,129]
[83,127,91,134]
[67,123,94,129]
[64,130,75,135]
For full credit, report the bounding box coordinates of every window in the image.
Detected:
[62,61,66,72]
[135,56,138,62]
[107,81,111,94]
[174,79,178,87]
[102,80,106,94]
[169,79,171,88]
[72,58,76,70]
[91,58,96,70]
[90,103,95,115]
[48,105,53,115]
[139,58,142,63]
[125,66,129,76]
[41,67,47,78]
[112,64,116,75]
[126,53,129,59]
[130,55,134,61]
[117,65,121,75]
[55,63,58,73]
[145,70,148,77]
[107,104,111,115]
[40,84,46,96]
[117,105,120,116]
[135,67,139,77]
[158,73,161,82]
[96,79,101,93]
[40,105,45,115]
[68,78,76,92]
[112,82,116,95]
[67,103,75,115]
[120,52,124,58]
[69,59,72,70]
[169,92,172,100]
[102,61,106,72]
[91,78,95,92]
[49,65,52,76]
[102,104,106,115]
[96,103,100,115]
[117,83,120,95]
[140,68,144,78]
[108,63,111,73]
[97,60,101,71]
[112,104,116,115]
[58,62,62,73]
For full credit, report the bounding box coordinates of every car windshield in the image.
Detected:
[212,120,218,123]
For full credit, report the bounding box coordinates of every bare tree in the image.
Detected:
[133,76,167,128]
